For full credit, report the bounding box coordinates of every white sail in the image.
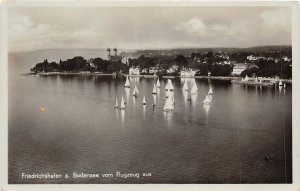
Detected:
[279,80,283,86]
[165,80,170,90]
[135,85,139,94]
[191,82,198,94]
[114,97,118,108]
[182,80,188,91]
[203,94,211,104]
[169,79,174,91]
[245,75,249,81]
[124,76,130,87]
[284,83,286,88]
[142,95,146,105]
[133,85,139,97]
[156,79,161,88]
[132,87,137,97]
[163,96,174,111]
[208,86,213,94]
[120,96,126,109]
[152,83,157,94]
[165,79,174,91]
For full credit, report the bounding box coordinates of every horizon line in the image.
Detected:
[8,45,292,54]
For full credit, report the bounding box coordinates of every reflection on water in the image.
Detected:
[163,110,174,130]
[152,94,157,106]
[120,109,125,126]
[125,87,130,102]
[132,95,137,107]
[9,73,292,184]
[191,93,198,103]
[203,104,211,118]
[143,105,146,120]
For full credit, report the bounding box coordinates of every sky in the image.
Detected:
[8,6,292,52]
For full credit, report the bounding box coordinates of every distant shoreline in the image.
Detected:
[22,72,292,83]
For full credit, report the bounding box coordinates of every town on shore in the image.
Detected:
[30,46,292,80]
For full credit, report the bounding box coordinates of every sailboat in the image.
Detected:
[203,94,211,104]
[114,97,119,108]
[165,79,174,91]
[119,96,126,109]
[132,85,139,97]
[182,80,188,91]
[163,96,174,111]
[245,75,249,81]
[152,83,157,94]
[279,80,283,86]
[156,79,161,88]
[142,96,146,105]
[284,83,286,88]
[208,86,213,94]
[124,76,130,88]
[191,82,198,94]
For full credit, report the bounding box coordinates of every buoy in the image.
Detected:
[264,155,271,161]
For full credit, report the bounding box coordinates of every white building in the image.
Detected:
[232,64,247,76]
[167,65,178,74]
[129,67,140,75]
[180,69,198,77]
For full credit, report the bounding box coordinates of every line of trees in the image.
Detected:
[31,51,292,79]
[31,56,129,74]
[241,60,292,79]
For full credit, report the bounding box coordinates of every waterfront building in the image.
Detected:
[129,67,140,75]
[232,63,247,76]
[180,68,198,77]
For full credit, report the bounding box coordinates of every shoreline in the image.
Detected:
[23,72,292,83]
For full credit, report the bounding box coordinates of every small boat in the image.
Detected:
[182,80,188,91]
[191,82,198,94]
[114,97,119,108]
[165,79,174,91]
[163,96,174,111]
[156,79,161,88]
[142,96,146,105]
[284,83,286,88]
[279,80,283,86]
[132,85,139,97]
[203,94,211,104]
[152,83,157,94]
[119,96,126,109]
[124,76,130,88]
[208,86,213,94]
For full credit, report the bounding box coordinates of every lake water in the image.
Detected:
[8,52,292,184]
